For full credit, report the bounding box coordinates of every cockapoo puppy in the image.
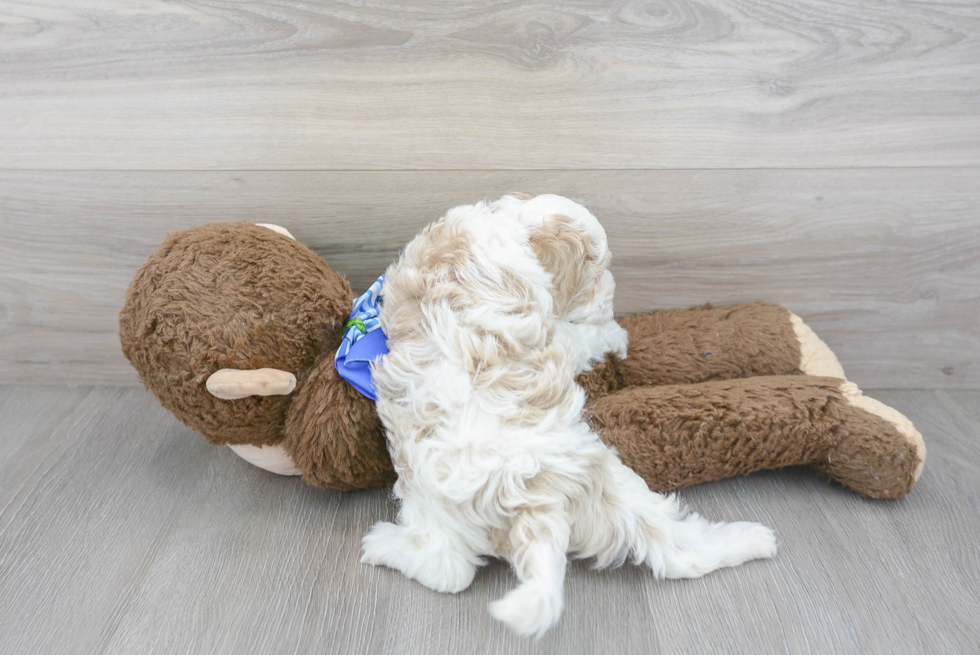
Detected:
[361,194,776,637]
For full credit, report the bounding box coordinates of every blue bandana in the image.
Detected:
[335,275,389,400]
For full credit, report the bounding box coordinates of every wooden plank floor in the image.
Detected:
[1,385,977,654]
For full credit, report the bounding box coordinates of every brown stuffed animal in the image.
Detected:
[119,222,925,499]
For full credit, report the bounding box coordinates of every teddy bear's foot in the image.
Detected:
[789,312,846,379]
[841,382,926,480]
[818,382,926,499]
[227,443,302,476]
[786,316,924,497]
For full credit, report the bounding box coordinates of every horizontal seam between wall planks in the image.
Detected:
[1,165,978,173]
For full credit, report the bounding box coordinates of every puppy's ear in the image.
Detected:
[529,214,596,316]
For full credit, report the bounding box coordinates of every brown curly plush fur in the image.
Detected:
[588,375,920,499]
[576,302,803,398]
[281,352,395,491]
[120,223,923,499]
[120,223,350,445]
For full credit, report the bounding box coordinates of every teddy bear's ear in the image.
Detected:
[206,368,296,400]
[256,223,295,240]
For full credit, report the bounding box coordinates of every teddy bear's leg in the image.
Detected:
[578,303,845,398]
[588,375,924,499]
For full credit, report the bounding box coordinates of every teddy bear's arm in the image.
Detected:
[280,352,397,491]
[588,375,925,499]
[578,302,845,399]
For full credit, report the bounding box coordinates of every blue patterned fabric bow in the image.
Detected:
[334,274,388,400]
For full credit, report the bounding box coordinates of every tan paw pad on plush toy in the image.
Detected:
[789,311,847,379]
[792,311,925,485]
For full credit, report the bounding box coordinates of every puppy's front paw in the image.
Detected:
[605,320,629,360]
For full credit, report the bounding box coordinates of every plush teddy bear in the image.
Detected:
[119,221,925,499]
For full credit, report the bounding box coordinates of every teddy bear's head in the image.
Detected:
[119,222,353,446]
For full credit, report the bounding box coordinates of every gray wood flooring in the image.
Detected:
[1,385,977,654]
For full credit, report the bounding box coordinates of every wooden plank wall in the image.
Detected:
[0,1,978,388]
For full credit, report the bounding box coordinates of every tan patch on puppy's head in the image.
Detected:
[529,214,608,317]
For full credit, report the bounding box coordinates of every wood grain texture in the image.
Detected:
[0,0,978,169]
[1,2,975,651]
[1,168,977,388]
[0,385,977,654]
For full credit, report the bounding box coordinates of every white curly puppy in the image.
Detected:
[361,194,776,637]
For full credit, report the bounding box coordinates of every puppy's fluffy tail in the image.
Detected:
[490,511,570,638]
[489,577,564,639]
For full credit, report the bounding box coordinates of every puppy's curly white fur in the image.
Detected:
[361,194,776,637]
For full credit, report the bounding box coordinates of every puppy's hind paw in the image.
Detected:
[360,521,402,568]
[717,521,778,565]
[663,517,777,579]
[360,521,477,594]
